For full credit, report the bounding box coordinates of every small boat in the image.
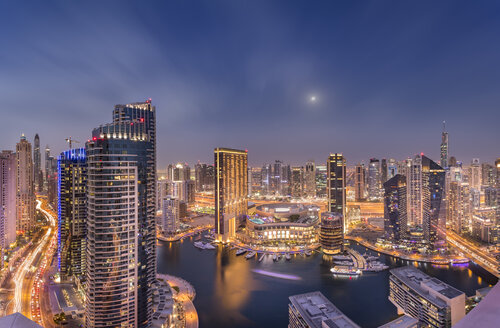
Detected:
[305,250,312,257]
[277,254,282,260]
[236,249,247,256]
[194,241,205,249]
[204,243,216,250]
[450,258,469,264]
[246,251,256,259]
[331,266,361,276]
[273,254,278,261]
[331,255,350,260]
[285,253,291,261]
[258,254,266,262]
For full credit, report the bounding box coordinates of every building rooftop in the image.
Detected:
[289,292,360,328]
[0,312,43,328]
[455,282,500,328]
[390,266,464,306]
[377,315,418,328]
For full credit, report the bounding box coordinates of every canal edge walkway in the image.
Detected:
[157,274,198,328]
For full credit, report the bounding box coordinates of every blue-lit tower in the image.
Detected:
[57,148,87,280]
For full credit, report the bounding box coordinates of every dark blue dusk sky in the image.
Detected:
[1,0,499,168]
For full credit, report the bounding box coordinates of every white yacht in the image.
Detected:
[246,251,256,259]
[236,249,247,256]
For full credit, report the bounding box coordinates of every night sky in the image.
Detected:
[1,0,499,168]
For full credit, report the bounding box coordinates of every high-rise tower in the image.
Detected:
[85,101,156,328]
[57,148,87,280]
[33,134,42,192]
[384,174,407,242]
[368,158,381,200]
[214,148,248,242]
[354,163,365,201]
[440,121,449,168]
[16,135,35,234]
[421,156,445,245]
[304,160,316,198]
[0,151,16,247]
[327,153,346,232]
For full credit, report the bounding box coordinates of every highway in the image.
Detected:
[446,230,499,278]
[9,198,57,324]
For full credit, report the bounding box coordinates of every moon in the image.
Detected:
[309,95,317,103]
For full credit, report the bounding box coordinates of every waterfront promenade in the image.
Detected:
[157,274,198,328]
[345,235,475,267]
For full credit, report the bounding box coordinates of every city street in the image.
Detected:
[7,197,57,326]
[446,230,499,277]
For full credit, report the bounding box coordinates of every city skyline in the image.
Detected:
[0,2,499,328]
[1,1,500,165]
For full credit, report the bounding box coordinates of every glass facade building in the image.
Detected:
[85,101,156,328]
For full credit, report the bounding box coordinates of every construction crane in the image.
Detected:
[65,137,80,149]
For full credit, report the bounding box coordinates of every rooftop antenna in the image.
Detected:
[65,137,80,149]
[443,120,446,132]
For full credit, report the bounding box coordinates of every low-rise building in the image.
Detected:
[288,291,360,328]
[389,266,465,327]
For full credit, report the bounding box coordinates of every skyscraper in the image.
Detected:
[354,163,365,201]
[33,134,42,192]
[407,155,422,226]
[214,148,248,242]
[16,135,35,234]
[368,158,381,200]
[304,160,316,198]
[381,158,388,184]
[481,163,496,187]
[469,158,481,190]
[447,182,471,234]
[57,148,87,280]
[261,164,271,195]
[496,158,500,187]
[421,156,445,245]
[195,162,214,192]
[327,154,346,220]
[290,167,304,198]
[387,158,398,180]
[440,121,449,168]
[384,174,407,242]
[0,151,16,247]
[85,101,156,328]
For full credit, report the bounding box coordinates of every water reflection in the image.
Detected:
[157,240,497,328]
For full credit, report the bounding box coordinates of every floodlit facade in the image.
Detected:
[214,147,248,242]
[319,212,343,255]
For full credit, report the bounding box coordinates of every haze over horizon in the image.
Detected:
[1,0,499,167]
